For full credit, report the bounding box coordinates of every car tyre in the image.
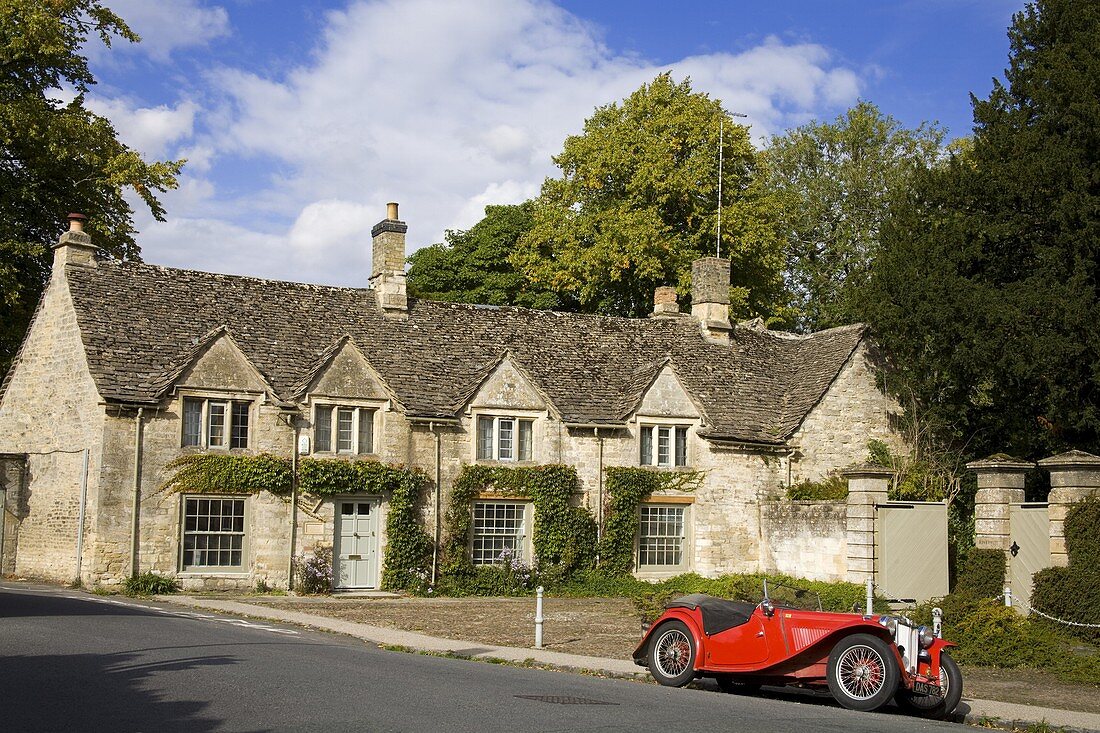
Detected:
[895,651,963,720]
[826,633,900,712]
[647,620,696,687]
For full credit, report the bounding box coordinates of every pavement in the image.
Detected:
[160,594,1100,733]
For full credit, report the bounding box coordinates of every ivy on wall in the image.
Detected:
[441,464,597,580]
[163,453,432,591]
[163,453,292,495]
[598,466,702,575]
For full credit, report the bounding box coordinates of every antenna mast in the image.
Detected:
[717,110,748,258]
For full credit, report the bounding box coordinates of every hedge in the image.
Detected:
[1031,566,1100,644]
[1066,495,1100,568]
[954,547,1006,598]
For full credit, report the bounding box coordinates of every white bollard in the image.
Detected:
[865,578,874,616]
[535,585,544,649]
[1004,584,1012,608]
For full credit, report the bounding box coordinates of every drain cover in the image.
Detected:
[514,695,618,706]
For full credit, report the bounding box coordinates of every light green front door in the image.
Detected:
[335,500,379,589]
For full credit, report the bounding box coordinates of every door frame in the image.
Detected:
[333,495,382,590]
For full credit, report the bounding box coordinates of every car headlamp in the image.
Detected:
[918,625,935,649]
[877,615,898,633]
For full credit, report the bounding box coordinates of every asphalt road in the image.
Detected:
[0,584,961,733]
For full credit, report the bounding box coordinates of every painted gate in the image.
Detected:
[876,501,949,603]
[1008,502,1050,612]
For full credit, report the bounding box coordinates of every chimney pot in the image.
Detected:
[387,202,399,221]
[67,212,87,233]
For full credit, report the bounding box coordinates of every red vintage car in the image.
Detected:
[633,588,962,719]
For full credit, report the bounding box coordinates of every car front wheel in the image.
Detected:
[826,633,900,712]
[895,651,963,719]
[648,620,696,687]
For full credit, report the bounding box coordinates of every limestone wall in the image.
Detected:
[759,500,847,581]
[0,265,106,583]
[790,341,902,483]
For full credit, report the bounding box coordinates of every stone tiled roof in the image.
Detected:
[63,260,865,444]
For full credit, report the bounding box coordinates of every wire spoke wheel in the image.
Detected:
[836,645,887,699]
[654,628,692,678]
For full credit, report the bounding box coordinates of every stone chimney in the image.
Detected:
[691,257,731,341]
[651,286,681,318]
[370,202,408,316]
[52,213,99,268]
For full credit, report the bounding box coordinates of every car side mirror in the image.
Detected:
[761,599,775,617]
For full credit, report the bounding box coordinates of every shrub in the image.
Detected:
[910,594,1100,684]
[123,572,180,596]
[294,546,333,595]
[786,475,848,501]
[1065,494,1100,568]
[439,550,535,596]
[1031,566,1100,644]
[954,547,1006,598]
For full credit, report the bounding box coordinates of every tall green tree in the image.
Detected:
[407,202,562,309]
[0,0,182,377]
[865,0,1100,460]
[513,73,785,320]
[764,101,944,332]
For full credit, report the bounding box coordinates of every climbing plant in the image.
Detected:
[441,464,597,581]
[598,466,702,574]
[162,453,292,494]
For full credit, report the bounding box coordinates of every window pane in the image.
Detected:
[640,426,653,465]
[182,497,246,570]
[639,505,684,567]
[315,406,332,452]
[182,398,202,447]
[476,416,494,460]
[231,402,249,449]
[657,426,671,467]
[208,402,226,448]
[337,408,354,452]
[498,418,514,460]
[518,420,533,461]
[471,502,526,564]
[358,409,374,454]
[675,427,688,467]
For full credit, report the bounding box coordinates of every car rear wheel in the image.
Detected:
[895,652,963,719]
[826,633,900,712]
[648,620,696,687]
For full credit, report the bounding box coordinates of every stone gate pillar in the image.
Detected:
[1038,450,1100,567]
[966,456,1034,551]
[844,464,894,585]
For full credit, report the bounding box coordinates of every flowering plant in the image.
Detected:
[294,545,333,594]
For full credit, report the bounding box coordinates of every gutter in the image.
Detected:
[129,407,144,577]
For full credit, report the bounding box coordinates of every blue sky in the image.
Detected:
[84,0,1021,286]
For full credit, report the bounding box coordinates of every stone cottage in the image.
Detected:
[0,206,898,590]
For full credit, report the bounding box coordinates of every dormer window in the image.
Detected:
[314,405,375,454]
[182,397,251,449]
[476,415,533,461]
[639,424,689,467]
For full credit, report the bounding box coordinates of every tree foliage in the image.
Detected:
[864,0,1100,460]
[764,101,944,331]
[0,0,182,377]
[406,202,561,309]
[512,73,785,320]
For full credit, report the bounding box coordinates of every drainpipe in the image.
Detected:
[74,448,89,584]
[430,421,441,585]
[594,427,605,542]
[129,408,144,577]
[288,419,300,591]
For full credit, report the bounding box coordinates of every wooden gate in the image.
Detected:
[876,502,949,603]
[1008,502,1050,612]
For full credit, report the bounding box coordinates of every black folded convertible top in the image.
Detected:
[666,594,757,636]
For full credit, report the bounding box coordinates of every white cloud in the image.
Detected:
[84,97,197,159]
[132,0,864,286]
[92,0,231,62]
